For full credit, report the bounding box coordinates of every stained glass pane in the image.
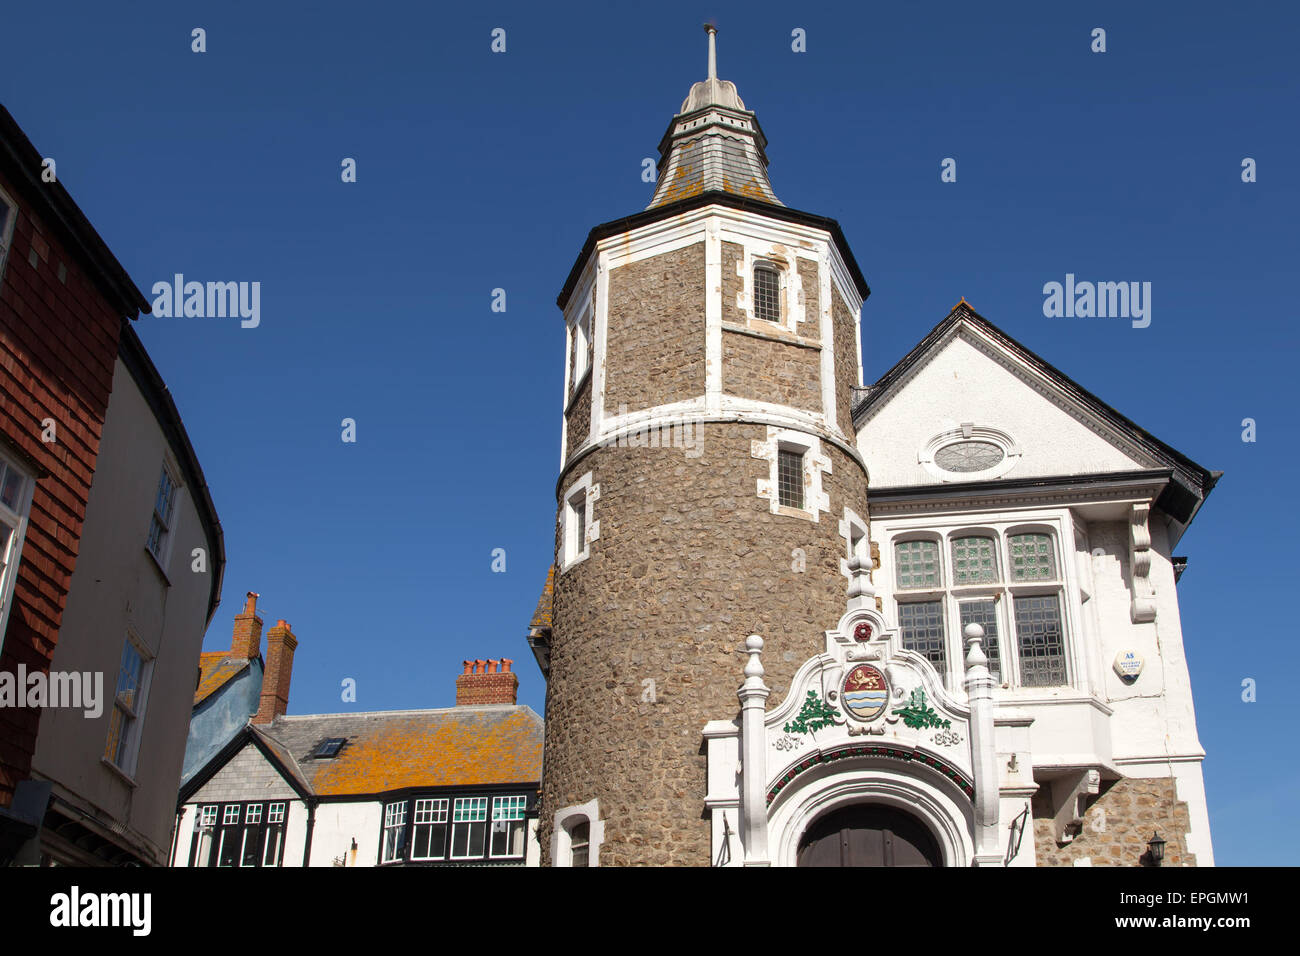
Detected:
[951,536,998,585]
[899,601,946,677]
[895,540,940,589]
[1014,594,1067,687]
[1009,534,1055,581]
[959,600,1001,682]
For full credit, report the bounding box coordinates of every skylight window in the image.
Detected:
[313,737,346,758]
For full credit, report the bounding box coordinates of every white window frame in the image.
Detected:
[0,184,16,287]
[885,517,1079,694]
[551,798,605,868]
[559,471,598,572]
[0,446,37,646]
[450,797,489,860]
[381,800,407,864]
[751,259,783,324]
[145,459,181,571]
[570,301,592,394]
[489,795,528,859]
[410,797,449,861]
[103,631,154,777]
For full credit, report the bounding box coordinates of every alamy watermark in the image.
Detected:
[1042,273,1151,328]
[600,404,701,455]
[150,274,260,328]
[0,666,102,718]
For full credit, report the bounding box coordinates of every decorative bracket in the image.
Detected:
[1050,769,1101,845]
[1128,503,1157,623]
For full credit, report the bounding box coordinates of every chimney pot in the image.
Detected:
[501,658,513,673]
[486,659,498,674]
[462,660,473,675]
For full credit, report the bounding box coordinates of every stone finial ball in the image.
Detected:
[745,634,764,651]
[963,622,985,641]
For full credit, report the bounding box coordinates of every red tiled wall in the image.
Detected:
[0,168,123,807]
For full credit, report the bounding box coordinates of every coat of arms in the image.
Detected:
[841,664,889,722]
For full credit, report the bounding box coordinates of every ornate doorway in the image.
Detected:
[796,804,943,867]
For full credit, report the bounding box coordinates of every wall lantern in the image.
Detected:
[1143,831,1166,867]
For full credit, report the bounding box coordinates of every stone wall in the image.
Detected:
[605,242,707,413]
[565,378,591,461]
[542,422,869,865]
[722,240,744,324]
[721,330,821,410]
[797,258,820,340]
[831,288,858,435]
[1031,776,1197,867]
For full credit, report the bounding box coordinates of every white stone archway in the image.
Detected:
[768,758,976,867]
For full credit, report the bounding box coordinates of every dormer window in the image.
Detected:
[753,262,781,323]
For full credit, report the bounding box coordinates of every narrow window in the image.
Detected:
[104,637,151,773]
[263,803,287,867]
[753,263,780,323]
[959,600,1002,682]
[777,449,804,509]
[146,463,178,565]
[895,540,940,590]
[899,601,946,678]
[1008,533,1055,581]
[1014,594,1067,687]
[569,820,591,867]
[0,452,34,639]
[190,805,218,867]
[216,804,242,867]
[490,795,527,858]
[566,489,587,564]
[411,798,449,861]
[451,797,489,859]
[240,804,263,867]
[381,800,407,863]
[0,188,15,284]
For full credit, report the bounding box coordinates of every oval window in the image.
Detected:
[934,440,1005,473]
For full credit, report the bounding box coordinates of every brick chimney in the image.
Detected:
[253,619,298,724]
[455,658,518,706]
[231,591,263,659]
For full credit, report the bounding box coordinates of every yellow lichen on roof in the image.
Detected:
[306,710,544,796]
[194,653,250,706]
[529,567,555,629]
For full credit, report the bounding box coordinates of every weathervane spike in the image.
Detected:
[704,22,717,81]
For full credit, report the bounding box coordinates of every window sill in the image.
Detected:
[723,320,821,351]
[774,504,816,523]
[101,757,139,789]
[144,546,172,587]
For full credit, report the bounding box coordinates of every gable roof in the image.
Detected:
[194,652,252,707]
[853,301,1219,530]
[181,705,545,804]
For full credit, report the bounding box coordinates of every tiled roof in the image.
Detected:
[195,652,251,706]
[529,567,554,629]
[259,706,544,797]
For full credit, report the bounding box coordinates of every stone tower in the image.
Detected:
[540,26,871,866]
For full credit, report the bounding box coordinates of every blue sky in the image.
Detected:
[3,1,1295,865]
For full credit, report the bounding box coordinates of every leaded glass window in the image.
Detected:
[895,540,940,590]
[777,449,804,509]
[934,440,1004,473]
[951,536,998,585]
[1014,595,1067,687]
[570,820,590,867]
[1009,533,1055,581]
[754,264,780,322]
[959,600,1002,682]
[899,601,946,678]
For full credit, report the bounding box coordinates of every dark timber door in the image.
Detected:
[796,804,942,867]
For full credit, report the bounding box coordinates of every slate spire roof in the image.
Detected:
[646,24,782,209]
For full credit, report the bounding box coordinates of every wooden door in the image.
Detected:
[796,804,942,867]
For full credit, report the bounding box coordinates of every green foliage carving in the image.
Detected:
[891,688,951,730]
[784,690,840,735]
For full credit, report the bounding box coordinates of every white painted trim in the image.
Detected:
[0,445,37,648]
[551,799,604,867]
[919,424,1023,482]
[838,507,870,579]
[558,471,598,573]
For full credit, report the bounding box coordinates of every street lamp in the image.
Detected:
[1144,831,1166,867]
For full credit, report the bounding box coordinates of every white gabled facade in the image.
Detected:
[703,304,1217,867]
